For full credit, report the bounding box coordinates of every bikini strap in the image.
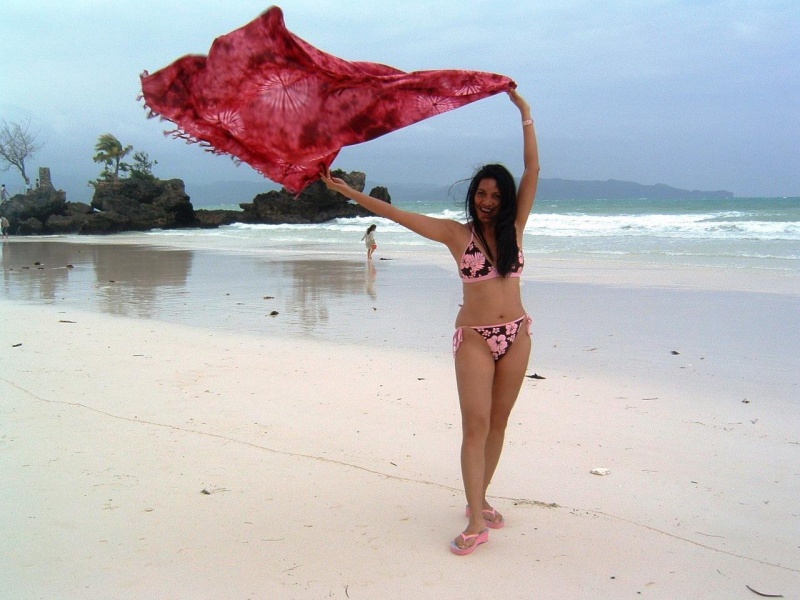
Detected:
[452,327,463,357]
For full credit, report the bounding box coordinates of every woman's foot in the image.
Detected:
[450,528,489,555]
[465,504,505,529]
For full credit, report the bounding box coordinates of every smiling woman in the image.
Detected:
[465,164,521,277]
[321,88,541,555]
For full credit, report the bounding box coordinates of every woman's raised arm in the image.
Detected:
[508,90,540,231]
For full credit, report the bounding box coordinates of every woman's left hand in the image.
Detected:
[507,89,531,118]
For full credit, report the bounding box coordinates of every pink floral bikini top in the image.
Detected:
[460,231,524,282]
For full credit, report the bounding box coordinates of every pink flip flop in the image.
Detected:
[465,505,505,529]
[450,528,489,556]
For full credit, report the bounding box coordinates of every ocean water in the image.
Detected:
[164,196,800,274]
[3,195,798,387]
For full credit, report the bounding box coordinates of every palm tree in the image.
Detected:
[93,133,132,180]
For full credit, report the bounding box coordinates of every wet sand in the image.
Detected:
[1,238,799,598]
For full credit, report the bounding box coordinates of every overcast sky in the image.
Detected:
[1,0,798,199]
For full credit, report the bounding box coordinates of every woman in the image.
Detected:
[321,89,539,555]
[361,224,378,259]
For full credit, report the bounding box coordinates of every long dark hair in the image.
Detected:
[464,164,519,276]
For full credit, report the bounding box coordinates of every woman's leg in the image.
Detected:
[482,327,531,515]
[453,328,495,545]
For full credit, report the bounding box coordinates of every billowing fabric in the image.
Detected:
[140,6,514,194]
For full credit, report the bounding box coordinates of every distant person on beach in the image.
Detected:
[361,224,377,259]
[0,184,8,201]
[1,216,9,238]
[321,88,539,556]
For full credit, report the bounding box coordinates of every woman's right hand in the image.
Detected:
[320,167,353,197]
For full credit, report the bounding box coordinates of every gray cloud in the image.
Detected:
[1,0,797,199]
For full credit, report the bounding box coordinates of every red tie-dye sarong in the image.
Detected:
[140,6,514,194]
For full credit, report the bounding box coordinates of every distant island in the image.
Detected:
[537,178,734,200]
[187,177,735,206]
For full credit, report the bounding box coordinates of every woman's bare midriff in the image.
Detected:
[455,277,526,327]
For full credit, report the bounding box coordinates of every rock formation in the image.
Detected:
[194,170,389,227]
[0,169,390,235]
[0,177,194,235]
[89,178,195,231]
[237,170,387,224]
[0,185,68,234]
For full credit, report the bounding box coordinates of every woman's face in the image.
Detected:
[473,178,501,224]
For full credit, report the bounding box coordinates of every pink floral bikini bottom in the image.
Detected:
[453,314,532,361]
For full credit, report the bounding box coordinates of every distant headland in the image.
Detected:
[536,178,734,200]
[187,177,735,206]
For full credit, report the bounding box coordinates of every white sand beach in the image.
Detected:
[1,239,799,599]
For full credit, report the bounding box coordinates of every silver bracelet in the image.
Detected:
[522,118,534,127]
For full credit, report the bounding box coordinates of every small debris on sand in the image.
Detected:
[590,468,611,476]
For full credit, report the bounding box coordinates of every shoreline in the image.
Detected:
[3,238,798,395]
[4,231,800,291]
[2,237,799,598]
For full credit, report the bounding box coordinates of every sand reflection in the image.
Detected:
[2,241,451,346]
[1,240,85,301]
[91,245,193,318]
[365,261,377,300]
[276,258,373,333]
[1,241,193,319]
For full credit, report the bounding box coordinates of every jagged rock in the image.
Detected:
[194,209,244,228]
[92,178,161,208]
[90,178,195,230]
[369,186,391,203]
[0,186,67,224]
[239,170,388,224]
[154,180,195,224]
[16,217,45,235]
[35,203,94,234]
[0,170,391,234]
[66,201,93,215]
[79,210,130,234]
[0,177,196,234]
[46,213,90,234]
